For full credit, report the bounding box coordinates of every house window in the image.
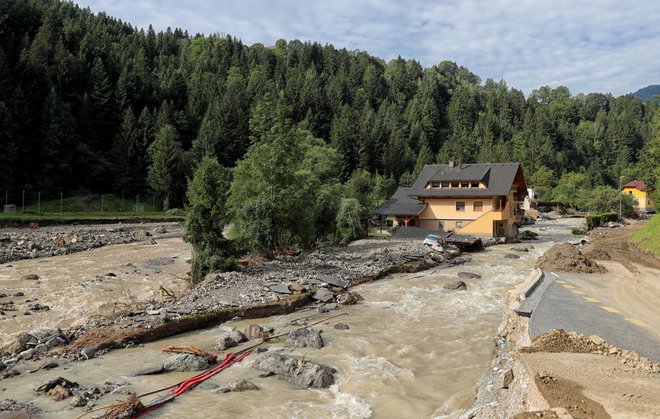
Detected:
[471,182,479,188]
[451,181,459,188]
[456,201,466,211]
[473,201,483,211]
[441,182,449,188]
[628,191,633,195]
[431,182,440,188]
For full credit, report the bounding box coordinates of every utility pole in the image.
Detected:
[618,176,624,219]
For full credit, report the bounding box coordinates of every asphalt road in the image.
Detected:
[530,273,660,362]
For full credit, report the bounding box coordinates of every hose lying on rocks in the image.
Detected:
[75,311,348,418]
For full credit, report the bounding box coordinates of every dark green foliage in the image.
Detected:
[586,212,619,230]
[228,114,342,254]
[147,124,184,209]
[183,156,234,283]
[0,0,657,218]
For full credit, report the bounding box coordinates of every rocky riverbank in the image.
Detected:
[0,222,183,264]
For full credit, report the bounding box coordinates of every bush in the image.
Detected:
[335,198,364,244]
[586,212,618,230]
[571,228,586,235]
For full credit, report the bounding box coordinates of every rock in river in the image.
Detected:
[215,328,248,350]
[287,328,324,349]
[227,379,259,392]
[163,354,211,372]
[443,280,467,291]
[252,353,336,389]
[457,272,481,279]
[312,287,335,303]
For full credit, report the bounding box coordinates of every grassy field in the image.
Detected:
[632,215,660,256]
[1,194,184,224]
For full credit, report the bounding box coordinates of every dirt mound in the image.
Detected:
[523,329,599,354]
[522,329,660,373]
[535,243,607,273]
[580,243,611,261]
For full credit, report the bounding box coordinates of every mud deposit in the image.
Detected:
[0,237,191,346]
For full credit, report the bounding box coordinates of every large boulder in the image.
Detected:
[252,353,335,389]
[163,354,210,372]
[8,333,36,354]
[312,288,335,303]
[215,329,248,350]
[286,328,324,349]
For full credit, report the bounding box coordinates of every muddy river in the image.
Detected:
[0,238,191,346]
[0,219,581,418]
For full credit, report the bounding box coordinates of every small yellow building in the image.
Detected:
[621,180,654,212]
[376,162,528,239]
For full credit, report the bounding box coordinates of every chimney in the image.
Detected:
[448,160,455,168]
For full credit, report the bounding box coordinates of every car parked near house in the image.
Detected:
[423,234,440,246]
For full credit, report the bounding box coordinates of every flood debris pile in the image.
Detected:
[0,222,181,264]
[0,399,41,416]
[534,243,607,273]
[34,375,130,409]
[1,329,69,376]
[170,238,452,312]
[522,329,660,373]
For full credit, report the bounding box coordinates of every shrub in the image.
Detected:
[335,198,364,244]
[585,212,618,230]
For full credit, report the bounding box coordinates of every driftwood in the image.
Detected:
[161,345,217,363]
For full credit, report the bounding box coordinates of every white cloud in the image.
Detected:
[74,0,660,96]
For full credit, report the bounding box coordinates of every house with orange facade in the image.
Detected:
[621,180,654,213]
[376,162,528,239]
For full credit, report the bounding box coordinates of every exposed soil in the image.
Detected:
[580,242,611,261]
[532,373,610,418]
[584,220,660,272]
[521,352,660,419]
[535,243,607,273]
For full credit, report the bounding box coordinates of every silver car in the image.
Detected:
[423,234,440,246]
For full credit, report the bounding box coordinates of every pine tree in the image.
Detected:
[184,156,233,282]
[147,124,184,209]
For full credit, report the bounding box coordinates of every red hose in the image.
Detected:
[135,351,252,418]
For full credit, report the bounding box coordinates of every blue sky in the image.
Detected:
[73,0,660,96]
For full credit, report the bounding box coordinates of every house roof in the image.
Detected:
[374,187,427,216]
[410,163,527,198]
[622,180,646,191]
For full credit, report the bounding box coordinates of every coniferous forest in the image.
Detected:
[1,0,659,214]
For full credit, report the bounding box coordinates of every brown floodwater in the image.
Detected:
[0,219,582,418]
[0,238,192,346]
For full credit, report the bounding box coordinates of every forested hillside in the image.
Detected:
[1,0,659,209]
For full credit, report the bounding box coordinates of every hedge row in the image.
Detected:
[586,212,618,230]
